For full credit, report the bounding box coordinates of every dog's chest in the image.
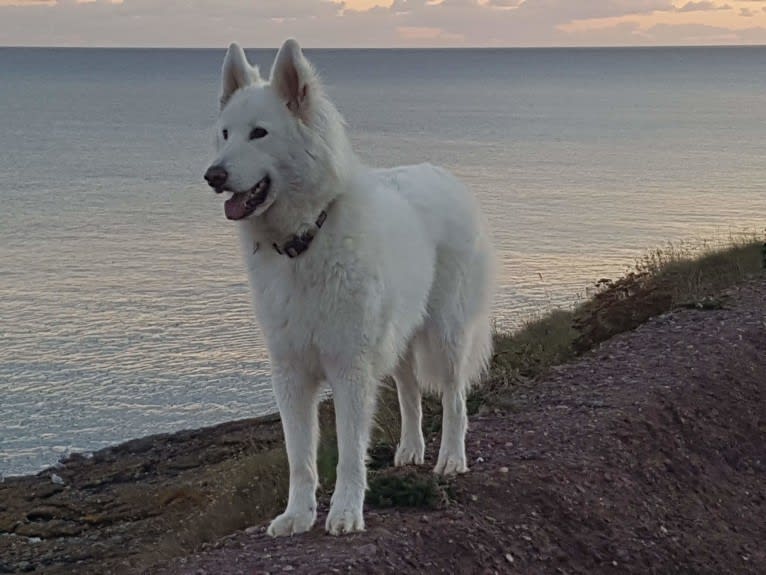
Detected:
[246,246,377,358]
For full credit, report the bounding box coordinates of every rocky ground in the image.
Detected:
[0,415,287,574]
[1,278,764,574]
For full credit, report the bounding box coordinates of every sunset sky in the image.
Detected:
[1,0,765,47]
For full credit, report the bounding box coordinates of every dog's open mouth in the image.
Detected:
[224,175,271,221]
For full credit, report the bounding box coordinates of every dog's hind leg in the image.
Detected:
[325,363,377,535]
[393,347,425,466]
[419,240,494,476]
[267,367,321,537]
[417,318,491,476]
[435,381,469,475]
[413,325,469,475]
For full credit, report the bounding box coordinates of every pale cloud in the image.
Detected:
[676,1,732,11]
[0,0,764,46]
[397,25,465,41]
[644,21,745,40]
[483,0,524,7]
[345,0,392,8]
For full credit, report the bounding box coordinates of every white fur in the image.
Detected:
[207,39,495,536]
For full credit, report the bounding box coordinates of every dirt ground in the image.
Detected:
[1,278,764,574]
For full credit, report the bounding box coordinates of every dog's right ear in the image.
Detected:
[220,42,261,110]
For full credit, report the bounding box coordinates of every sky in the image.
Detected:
[1,0,765,47]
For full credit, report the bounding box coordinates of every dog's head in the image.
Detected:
[204,39,338,222]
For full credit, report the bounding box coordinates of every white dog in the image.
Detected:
[204,39,494,536]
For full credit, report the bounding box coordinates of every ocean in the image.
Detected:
[1,46,764,477]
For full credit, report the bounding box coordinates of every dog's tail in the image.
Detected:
[465,318,494,387]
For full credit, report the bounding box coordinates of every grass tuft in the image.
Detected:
[492,309,578,379]
[367,469,450,509]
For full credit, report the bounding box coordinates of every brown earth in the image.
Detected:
[1,278,764,574]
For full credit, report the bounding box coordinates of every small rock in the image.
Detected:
[505,553,515,563]
[616,549,630,562]
[476,456,485,463]
[26,506,58,521]
[0,516,19,533]
[499,466,509,473]
[51,474,65,485]
[358,543,378,555]
[519,451,542,461]
[283,566,295,572]
[470,494,478,502]
[245,525,260,535]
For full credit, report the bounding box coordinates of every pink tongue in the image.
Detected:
[224,194,249,221]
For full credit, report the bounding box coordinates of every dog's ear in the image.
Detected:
[220,42,261,110]
[270,38,318,121]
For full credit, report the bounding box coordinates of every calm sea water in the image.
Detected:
[1,47,764,476]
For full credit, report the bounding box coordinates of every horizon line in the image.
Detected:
[1,43,765,50]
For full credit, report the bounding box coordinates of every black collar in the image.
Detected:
[272,210,328,258]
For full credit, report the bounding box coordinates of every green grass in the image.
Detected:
[366,469,450,509]
[492,309,579,380]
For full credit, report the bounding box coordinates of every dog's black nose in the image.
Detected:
[204,165,228,190]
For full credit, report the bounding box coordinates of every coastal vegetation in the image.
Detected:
[158,234,764,557]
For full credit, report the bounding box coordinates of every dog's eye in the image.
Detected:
[249,127,268,140]
[222,129,229,141]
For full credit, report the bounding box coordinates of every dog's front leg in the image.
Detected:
[267,366,321,537]
[325,365,376,535]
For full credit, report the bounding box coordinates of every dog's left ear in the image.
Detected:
[270,39,318,121]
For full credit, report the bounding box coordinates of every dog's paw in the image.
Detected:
[325,505,364,535]
[433,452,468,475]
[267,509,316,537]
[394,441,425,467]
